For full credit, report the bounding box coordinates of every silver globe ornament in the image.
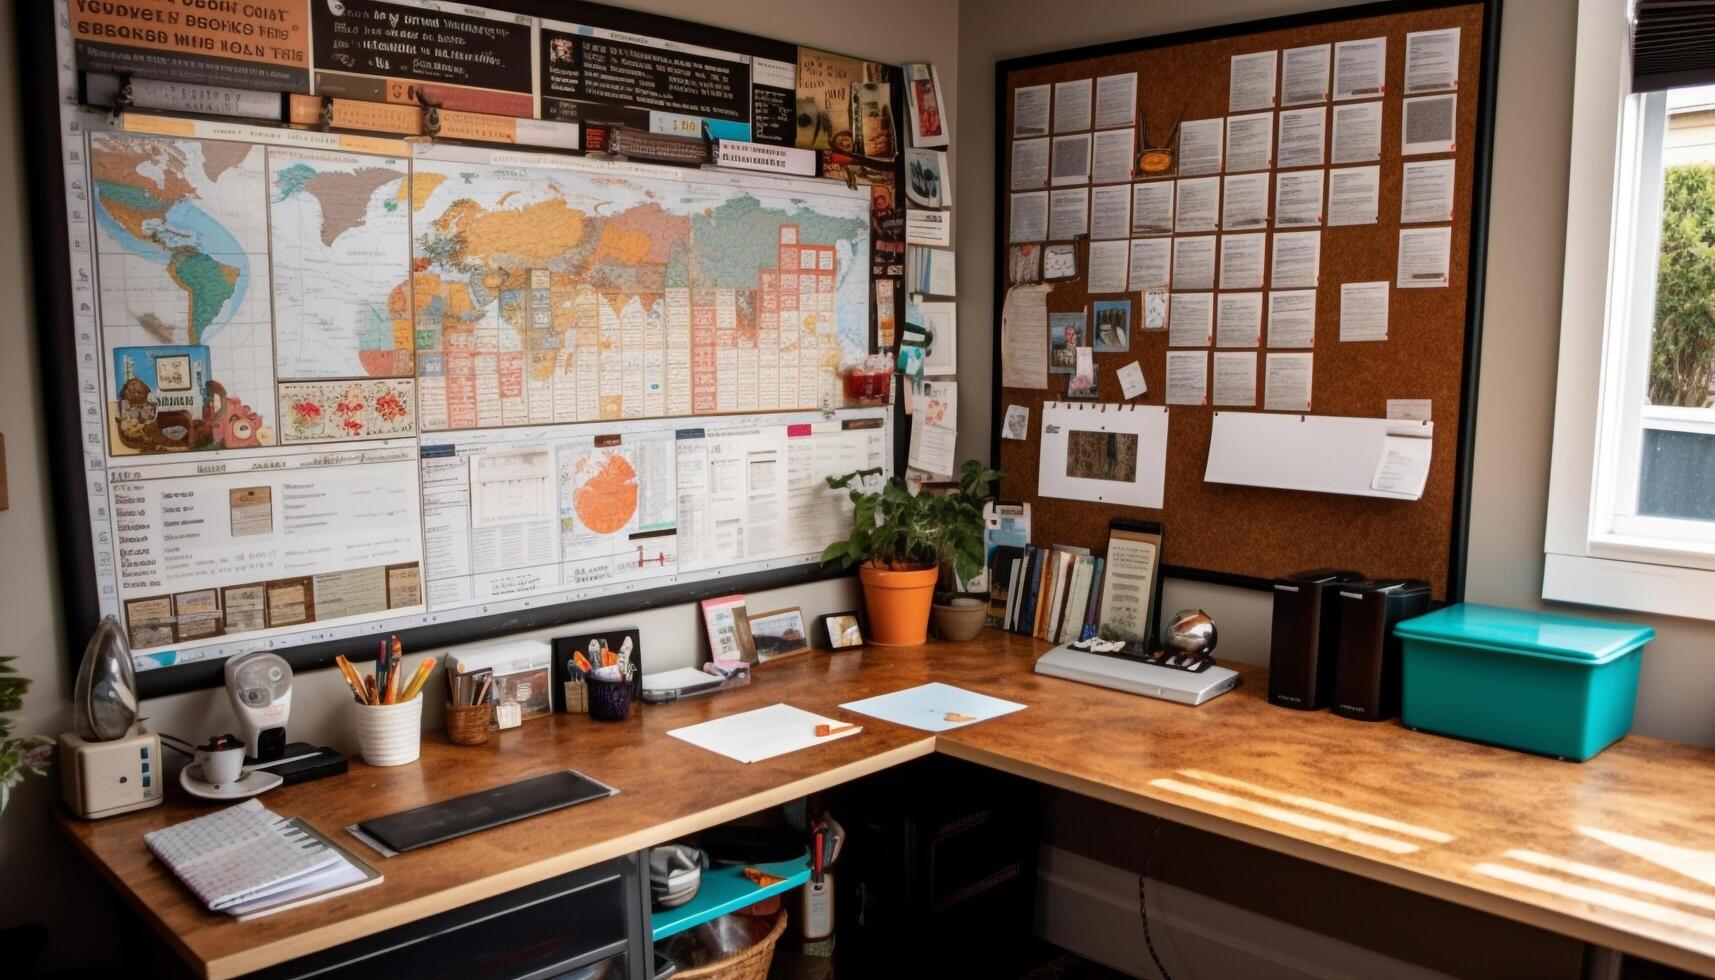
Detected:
[1164,609,1217,658]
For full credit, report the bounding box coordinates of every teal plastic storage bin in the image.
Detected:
[1394,604,1654,761]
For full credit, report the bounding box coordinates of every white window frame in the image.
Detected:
[1544,0,1715,622]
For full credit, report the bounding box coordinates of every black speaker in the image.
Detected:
[1268,569,1365,710]
[1333,580,1432,722]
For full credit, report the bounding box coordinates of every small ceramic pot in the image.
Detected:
[931,596,989,642]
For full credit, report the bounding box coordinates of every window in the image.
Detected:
[1544,2,1715,620]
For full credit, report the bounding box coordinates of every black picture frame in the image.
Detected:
[20,0,908,698]
[988,0,1504,604]
[817,610,868,650]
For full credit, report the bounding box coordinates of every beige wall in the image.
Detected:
[0,0,958,969]
[958,0,1715,746]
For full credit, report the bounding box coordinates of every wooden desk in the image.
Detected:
[60,633,1715,978]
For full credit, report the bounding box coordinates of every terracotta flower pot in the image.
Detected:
[857,563,940,646]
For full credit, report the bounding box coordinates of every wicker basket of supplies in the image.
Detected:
[444,703,491,745]
[671,909,789,980]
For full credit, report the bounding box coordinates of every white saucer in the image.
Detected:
[180,764,282,801]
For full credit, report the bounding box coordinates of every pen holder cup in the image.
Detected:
[444,702,492,746]
[353,697,423,767]
[587,677,633,722]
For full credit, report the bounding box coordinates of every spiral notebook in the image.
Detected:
[145,799,381,915]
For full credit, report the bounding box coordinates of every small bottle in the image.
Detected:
[800,872,834,940]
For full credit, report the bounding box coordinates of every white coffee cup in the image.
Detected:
[195,745,246,786]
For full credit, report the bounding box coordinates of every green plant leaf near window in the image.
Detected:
[821,460,1002,588]
[1650,163,1715,408]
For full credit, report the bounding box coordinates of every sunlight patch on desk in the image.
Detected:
[1147,778,1420,854]
[1580,826,1715,891]
[1474,863,1715,940]
[1504,850,1715,914]
[1175,769,1455,844]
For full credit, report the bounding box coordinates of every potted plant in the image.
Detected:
[0,657,53,815]
[822,461,1001,645]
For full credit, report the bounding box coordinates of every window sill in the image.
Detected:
[1542,552,1715,622]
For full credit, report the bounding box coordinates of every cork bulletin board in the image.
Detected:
[990,0,1501,599]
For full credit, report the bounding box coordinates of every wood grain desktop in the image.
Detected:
[60,632,1715,978]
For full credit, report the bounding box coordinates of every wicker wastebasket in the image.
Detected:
[670,909,788,980]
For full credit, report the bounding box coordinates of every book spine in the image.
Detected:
[1020,547,1045,635]
[1082,559,1105,641]
[1059,557,1092,644]
[1005,555,1024,631]
[986,552,1010,628]
[1042,552,1065,641]
[1033,551,1057,640]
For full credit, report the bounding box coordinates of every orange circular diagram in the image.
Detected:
[573,453,639,535]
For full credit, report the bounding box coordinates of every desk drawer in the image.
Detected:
[247,856,640,980]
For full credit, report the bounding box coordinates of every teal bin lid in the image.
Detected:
[1394,603,1655,664]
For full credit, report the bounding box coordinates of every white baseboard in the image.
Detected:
[1034,845,1456,980]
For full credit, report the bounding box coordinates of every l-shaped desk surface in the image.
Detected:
[60,633,1715,979]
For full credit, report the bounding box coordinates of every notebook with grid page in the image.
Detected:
[144,799,343,911]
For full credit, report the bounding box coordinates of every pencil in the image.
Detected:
[399,659,435,702]
[334,655,369,705]
[365,675,377,704]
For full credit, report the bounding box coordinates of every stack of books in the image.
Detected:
[985,544,1105,644]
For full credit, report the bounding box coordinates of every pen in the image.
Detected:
[384,636,402,704]
[374,639,390,702]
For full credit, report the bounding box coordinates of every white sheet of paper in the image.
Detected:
[1215,292,1263,347]
[1213,351,1259,406]
[905,208,951,246]
[1179,118,1225,176]
[1219,233,1266,289]
[1226,112,1275,172]
[1173,236,1216,290]
[1087,239,1131,293]
[1010,191,1048,243]
[1333,36,1387,100]
[1043,243,1078,279]
[1143,289,1169,330]
[1051,133,1092,185]
[919,301,958,374]
[1169,292,1214,347]
[1275,170,1325,227]
[1090,183,1132,240]
[1095,72,1139,129]
[1129,237,1172,290]
[1091,128,1136,183]
[1405,27,1461,94]
[1175,177,1221,232]
[1340,280,1390,341]
[1398,226,1452,288]
[1222,173,1270,230]
[1264,352,1314,411]
[1327,165,1381,226]
[1229,50,1279,112]
[667,703,863,764]
[1271,230,1322,288]
[908,379,957,474]
[1371,429,1433,496]
[1054,78,1094,133]
[1282,43,1331,105]
[1267,289,1317,347]
[1001,284,1051,389]
[1131,181,1175,235]
[1387,398,1432,421]
[1015,84,1051,137]
[1011,138,1050,190]
[1276,106,1327,168]
[1401,159,1456,223]
[1048,187,1090,240]
[1002,404,1032,438]
[1039,400,1170,507]
[1403,94,1457,155]
[1117,360,1148,399]
[1206,413,1433,499]
[1331,100,1382,164]
[1166,351,1209,405]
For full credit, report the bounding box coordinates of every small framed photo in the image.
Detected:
[821,611,865,650]
[701,595,756,663]
[747,606,811,662]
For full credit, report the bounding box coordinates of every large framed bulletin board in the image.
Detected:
[23,0,907,696]
[992,0,1501,600]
